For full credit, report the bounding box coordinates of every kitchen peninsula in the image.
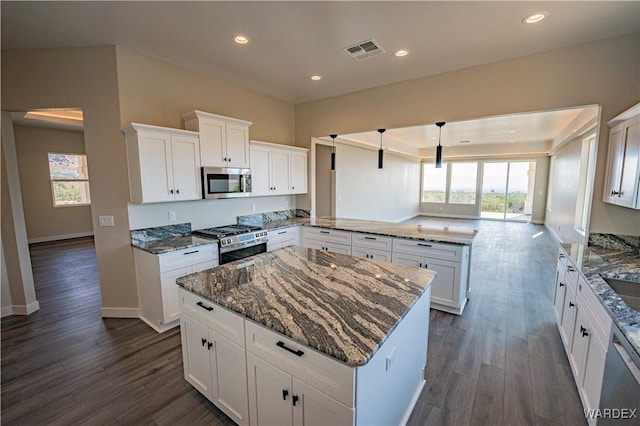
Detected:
[176,246,436,426]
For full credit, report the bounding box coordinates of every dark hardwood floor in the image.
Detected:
[1,220,586,425]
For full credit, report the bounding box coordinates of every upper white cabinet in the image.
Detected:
[183,110,252,168]
[123,123,201,203]
[603,103,640,209]
[250,141,308,196]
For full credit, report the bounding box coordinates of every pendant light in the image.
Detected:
[330,134,337,170]
[435,121,445,168]
[377,128,386,169]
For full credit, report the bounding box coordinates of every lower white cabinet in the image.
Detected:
[267,227,300,252]
[392,239,470,315]
[302,227,352,255]
[351,233,392,262]
[247,353,353,426]
[134,243,218,332]
[553,248,612,424]
[179,298,249,426]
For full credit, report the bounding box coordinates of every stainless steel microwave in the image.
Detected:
[201,167,252,199]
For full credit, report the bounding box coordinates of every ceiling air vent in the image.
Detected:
[344,39,385,61]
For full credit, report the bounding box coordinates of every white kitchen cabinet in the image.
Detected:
[351,233,392,262]
[302,227,352,255]
[250,141,308,196]
[267,227,300,252]
[133,243,218,332]
[179,294,249,426]
[553,248,613,423]
[392,238,470,315]
[123,123,201,203]
[603,103,640,209]
[183,110,252,168]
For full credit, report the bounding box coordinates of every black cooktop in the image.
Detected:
[193,224,261,238]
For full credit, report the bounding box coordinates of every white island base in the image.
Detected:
[179,286,431,426]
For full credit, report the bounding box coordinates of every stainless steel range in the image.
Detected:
[193,224,268,264]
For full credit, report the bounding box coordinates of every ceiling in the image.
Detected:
[2,1,639,104]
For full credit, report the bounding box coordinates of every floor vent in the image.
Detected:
[344,39,385,60]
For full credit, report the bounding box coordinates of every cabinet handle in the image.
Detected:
[419,262,423,268]
[569,301,575,308]
[170,189,174,194]
[207,341,213,350]
[228,158,231,162]
[278,231,287,235]
[197,301,214,312]
[282,389,289,400]
[364,236,377,240]
[417,243,432,247]
[559,282,565,287]
[176,189,180,194]
[276,341,304,357]
[292,186,295,190]
[183,250,199,255]
[223,157,227,162]
[201,337,207,347]
[559,254,565,259]
[320,230,330,234]
[582,328,589,338]
[292,395,299,406]
[567,266,575,272]
[424,264,428,269]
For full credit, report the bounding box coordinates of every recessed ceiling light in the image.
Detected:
[234,35,250,44]
[310,75,322,81]
[523,12,548,24]
[394,49,410,57]
[509,130,516,134]
[509,140,516,143]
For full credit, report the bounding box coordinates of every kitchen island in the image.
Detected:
[176,246,435,426]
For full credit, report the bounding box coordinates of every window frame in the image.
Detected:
[48,152,91,208]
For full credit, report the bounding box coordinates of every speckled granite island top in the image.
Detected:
[561,234,640,355]
[176,246,436,366]
[257,217,477,246]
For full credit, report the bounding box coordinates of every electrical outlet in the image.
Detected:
[285,200,289,208]
[251,203,256,212]
[168,211,177,222]
[98,215,114,227]
[385,348,396,371]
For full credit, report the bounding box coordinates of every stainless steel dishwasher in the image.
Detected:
[598,325,640,425]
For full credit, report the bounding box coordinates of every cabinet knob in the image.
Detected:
[569,301,575,308]
[282,389,289,400]
[170,189,174,194]
[292,186,295,190]
[207,341,213,350]
[223,157,227,161]
[228,158,231,162]
[176,189,180,194]
[292,395,299,406]
[419,262,422,268]
[201,337,207,347]
[559,282,565,287]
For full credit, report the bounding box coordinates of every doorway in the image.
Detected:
[481,161,537,222]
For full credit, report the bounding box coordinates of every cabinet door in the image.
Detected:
[292,378,353,426]
[210,330,250,426]
[199,118,227,167]
[569,306,590,384]
[618,120,640,208]
[603,123,625,204]
[170,134,201,201]
[290,151,308,194]
[271,149,291,195]
[560,289,577,348]
[250,145,272,196]
[181,314,214,400]
[352,247,391,262]
[423,258,460,309]
[581,333,607,412]
[247,353,293,426]
[392,252,423,268]
[137,131,174,202]
[302,238,326,251]
[552,263,567,324]
[226,123,250,168]
[160,266,191,324]
[324,242,351,256]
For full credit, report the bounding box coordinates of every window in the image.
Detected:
[48,153,91,206]
[422,163,448,203]
[448,162,478,204]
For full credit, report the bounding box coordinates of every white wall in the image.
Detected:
[334,143,420,222]
[127,195,295,230]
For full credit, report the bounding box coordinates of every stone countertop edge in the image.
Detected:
[176,246,436,367]
[560,243,640,356]
[131,235,218,255]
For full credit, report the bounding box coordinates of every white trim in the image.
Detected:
[544,222,563,243]
[400,379,426,426]
[28,231,94,244]
[101,307,139,318]
[531,219,545,224]
[1,306,14,317]
[11,300,40,315]
[418,212,479,220]
[139,315,180,333]
[391,213,421,223]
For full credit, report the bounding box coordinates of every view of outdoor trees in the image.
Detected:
[48,153,91,206]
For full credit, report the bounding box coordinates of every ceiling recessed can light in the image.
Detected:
[234,35,250,44]
[394,49,410,57]
[523,12,548,24]
[310,75,322,81]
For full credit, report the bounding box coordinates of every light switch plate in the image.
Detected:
[99,215,114,227]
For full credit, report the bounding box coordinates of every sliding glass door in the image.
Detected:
[481,161,536,221]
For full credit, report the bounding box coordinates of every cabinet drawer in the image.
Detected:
[565,262,579,291]
[267,227,299,244]
[159,244,218,272]
[245,321,355,407]
[179,288,245,347]
[351,233,393,251]
[392,238,462,262]
[303,227,352,245]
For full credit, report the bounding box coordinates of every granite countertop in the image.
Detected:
[176,246,436,366]
[260,217,477,245]
[561,234,640,355]
[132,235,217,255]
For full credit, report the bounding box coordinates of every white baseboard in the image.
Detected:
[544,223,563,243]
[400,379,426,426]
[139,315,180,333]
[29,231,94,244]
[1,305,13,318]
[10,300,40,315]
[101,307,139,318]
[531,219,545,224]
[417,212,479,220]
